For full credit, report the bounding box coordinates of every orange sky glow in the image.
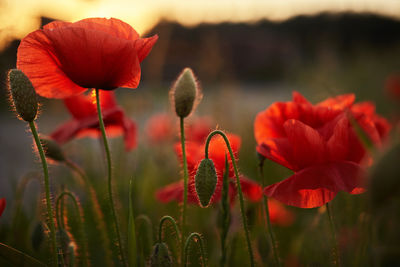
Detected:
[1,0,400,50]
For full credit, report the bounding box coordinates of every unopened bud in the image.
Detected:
[8,69,38,122]
[171,68,199,118]
[195,158,218,207]
[150,242,172,267]
[40,137,66,162]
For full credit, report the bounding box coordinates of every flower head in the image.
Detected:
[50,90,136,151]
[254,92,391,208]
[17,17,158,98]
[0,198,5,217]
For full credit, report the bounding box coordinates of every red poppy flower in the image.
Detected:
[156,133,263,205]
[185,116,213,143]
[254,92,391,208]
[0,198,5,217]
[267,198,294,226]
[17,17,158,99]
[50,90,136,151]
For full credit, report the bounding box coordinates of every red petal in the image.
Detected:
[256,139,296,170]
[0,198,6,217]
[135,35,159,62]
[264,161,364,208]
[284,119,326,169]
[17,30,87,98]
[292,91,311,105]
[174,142,204,175]
[317,94,355,110]
[208,133,241,174]
[122,117,137,151]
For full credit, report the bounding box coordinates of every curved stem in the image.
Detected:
[29,121,58,267]
[56,191,89,267]
[184,233,207,267]
[179,116,189,262]
[158,216,181,244]
[95,88,126,266]
[64,159,113,266]
[204,130,254,267]
[258,158,280,266]
[326,202,340,267]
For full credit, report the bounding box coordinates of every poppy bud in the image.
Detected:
[150,242,172,267]
[8,69,38,122]
[40,137,66,162]
[195,158,218,207]
[171,68,199,118]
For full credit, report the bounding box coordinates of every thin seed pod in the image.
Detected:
[184,233,208,267]
[195,158,218,207]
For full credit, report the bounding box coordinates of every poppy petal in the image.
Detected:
[135,35,159,62]
[264,161,364,208]
[256,139,296,170]
[268,198,295,226]
[239,176,263,202]
[17,30,87,98]
[284,119,326,169]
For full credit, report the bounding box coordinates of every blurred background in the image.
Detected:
[1,0,400,265]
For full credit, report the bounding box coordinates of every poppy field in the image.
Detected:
[1,16,400,267]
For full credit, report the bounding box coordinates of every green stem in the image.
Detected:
[65,159,113,266]
[28,121,58,266]
[158,216,181,243]
[220,155,230,267]
[184,233,207,267]
[56,191,89,267]
[258,158,280,266]
[326,202,340,267]
[205,130,254,267]
[179,116,189,262]
[95,88,126,267]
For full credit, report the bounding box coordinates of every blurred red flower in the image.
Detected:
[145,114,175,144]
[50,90,136,151]
[156,133,263,205]
[254,92,391,208]
[17,17,158,99]
[145,115,213,144]
[0,198,5,217]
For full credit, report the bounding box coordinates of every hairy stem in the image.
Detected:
[205,130,254,267]
[95,88,126,266]
[29,121,58,266]
[258,158,280,266]
[179,116,189,263]
[184,233,207,267]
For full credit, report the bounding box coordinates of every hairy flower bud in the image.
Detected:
[171,68,199,118]
[195,158,218,207]
[40,137,66,162]
[150,242,172,267]
[8,69,38,122]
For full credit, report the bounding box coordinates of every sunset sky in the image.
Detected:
[1,0,400,50]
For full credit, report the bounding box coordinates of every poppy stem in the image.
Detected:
[158,215,181,243]
[258,157,280,267]
[204,130,255,267]
[326,202,340,266]
[184,233,207,267]
[28,121,58,267]
[219,155,230,267]
[95,89,127,267]
[64,159,113,266]
[179,116,189,263]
